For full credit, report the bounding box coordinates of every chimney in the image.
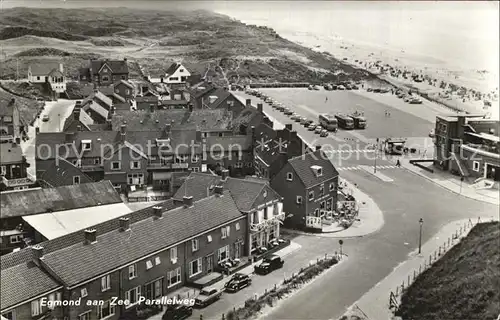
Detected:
[251,126,256,139]
[285,124,292,131]
[149,104,155,113]
[257,103,263,113]
[120,125,126,142]
[183,196,194,208]
[153,206,162,219]
[124,58,127,62]
[59,63,64,73]
[196,129,202,142]
[35,127,40,134]
[316,145,322,151]
[221,169,229,181]
[84,229,97,244]
[15,137,21,145]
[214,185,224,196]
[32,245,44,265]
[246,99,251,107]
[119,217,130,231]
[65,132,74,143]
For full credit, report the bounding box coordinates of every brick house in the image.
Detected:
[1,190,247,320]
[200,88,246,115]
[270,148,339,231]
[114,80,135,101]
[79,58,129,86]
[80,91,113,124]
[0,98,21,142]
[254,122,305,180]
[174,170,285,254]
[204,135,254,176]
[0,138,34,192]
[434,114,500,182]
[62,101,96,132]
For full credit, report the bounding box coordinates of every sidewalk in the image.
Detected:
[401,159,500,205]
[286,178,385,238]
[343,218,490,320]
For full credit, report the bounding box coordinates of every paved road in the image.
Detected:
[21,99,75,177]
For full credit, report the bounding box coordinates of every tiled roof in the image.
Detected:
[205,135,253,151]
[189,83,216,99]
[41,191,242,287]
[205,88,232,109]
[165,62,181,76]
[111,110,189,131]
[174,173,281,212]
[187,109,233,132]
[29,63,61,76]
[0,181,122,218]
[231,107,260,131]
[1,258,61,311]
[116,79,134,90]
[63,105,95,131]
[0,142,23,164]
[91,60,128,74]
[287,150,339,188]
[136,96,159,103]
[38,157,93,188]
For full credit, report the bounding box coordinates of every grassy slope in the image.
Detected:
[0,7,377,85]
[0,87,44,126]
[397,222,500,320]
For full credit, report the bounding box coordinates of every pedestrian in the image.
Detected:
[396,159,401,167]
[325,96,328,102]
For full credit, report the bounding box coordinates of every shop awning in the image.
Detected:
[153,172,172,180]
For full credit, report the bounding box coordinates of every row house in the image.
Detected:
[63,101,96,132]
[0,98,21,142]
[80,91,113,124]
[271,147,339,232]
[1,190,246,320]
[434,114,500,182]
[0,138,34,192]
[28,62,66,95]
[254,122,305,180]
[98,80,135,105]
[200,88,246,115]
[79,58,129,86]
[174,170,285,254]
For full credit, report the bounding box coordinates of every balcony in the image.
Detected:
[250,212,285,232]
[80,164,104,172]
[1,175,35,188]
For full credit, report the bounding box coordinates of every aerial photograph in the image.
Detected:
[0,1,498,320]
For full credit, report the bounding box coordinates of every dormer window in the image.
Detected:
[286,172,293,181]
[311,165,323,177]
[81,140,92,151]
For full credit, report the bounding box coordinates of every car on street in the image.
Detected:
[299,117,308,125]
[315,126,323,134]
[337,85,345,90]
[254,255,284,275]
[194,288,222,308]
[265,97,272,103]
[276,104,285,111]
[42,114,50,122]
[320,129,329,137]
[224,273,252,293]
[308,123,317,131]
[367,88,373,92]
[284,108,293,115]
[304,119,314,127]
[308,85,314,90]
[162,305,193,320]
[313,85,321,90]
[290,113,300,120]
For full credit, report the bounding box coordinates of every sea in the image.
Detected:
[4,0,499,90]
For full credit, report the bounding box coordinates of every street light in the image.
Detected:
[418,218,424,254]
[339,239,343,256]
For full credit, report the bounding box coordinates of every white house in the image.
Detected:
[28,63,66,93]
[163,63,191,84]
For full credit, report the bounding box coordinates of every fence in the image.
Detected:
[127,195,170,202]
[216,252,345,320]
[389,217,484,314]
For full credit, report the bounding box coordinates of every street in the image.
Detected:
[21,99,75,177]
[182,89,500,320]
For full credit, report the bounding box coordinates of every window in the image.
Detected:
[128,264,137,279]
[235,222,240,231]
[81,287,88,298]
[155,257,161,265]
[101,275,111,291]
[207,235,212,243]
[125,287,141,308]
[329,183,335,191]
[10,235,22,244]
[234,162,243,168]
[168,267,181,287]
[81,141,91,151]
[121,75,126,80]
[319,185,324,197]
[169,77,179,81]
[102,76,110,82]
[79,311,91,320]
[309,191,314,201]
[473,161,480,172]
[111,161,121,170]
[0,166,6,175]
[2,116,12,123]
[189,258,203,277]
[286,172,293,181]
[126,89,130,95]
[192,239,199,252]
[73,176,81,185]
[314,208,320,216]
[1,311,14,320]
[131,161,141,169]
[146,260,153,270]
[97,300,116,318]
[94,158,100,165]
[31,299,42,316]
[115,88,120,94]
[202,132,208,138]
[170,247,178,263]
[192,154,200,162]
[176,155,188,163]
[221,226,230,239]
[192,167,200,172]
[179,69,184,72]
[218,245,229,263]
[296,196,303,204]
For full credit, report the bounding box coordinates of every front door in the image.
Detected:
[205,255,213,273]
[234,242,241,259]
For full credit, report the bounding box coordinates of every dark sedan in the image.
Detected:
[225,273,252,293]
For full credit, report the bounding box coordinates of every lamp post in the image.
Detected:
[339,239,343,256]
[418,218,424,254]
[373,139,378,173]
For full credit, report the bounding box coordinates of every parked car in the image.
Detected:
[308,85,314,90]
[284,108,293,115]
[276,104,285,111]
[162,305,193,320]
[299,117,308,125]
[42,114,50,122]
[194,288,222,308]
[313,85,321,90]
[308,123,317,131]
[225,273,252,293]
[320,129,329,137]
[337,85,345,90]
[315,126,323,134]
[265,97,272,103]
[367,88,373,92]
[304,119,314,127]
[254,255,284,275]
